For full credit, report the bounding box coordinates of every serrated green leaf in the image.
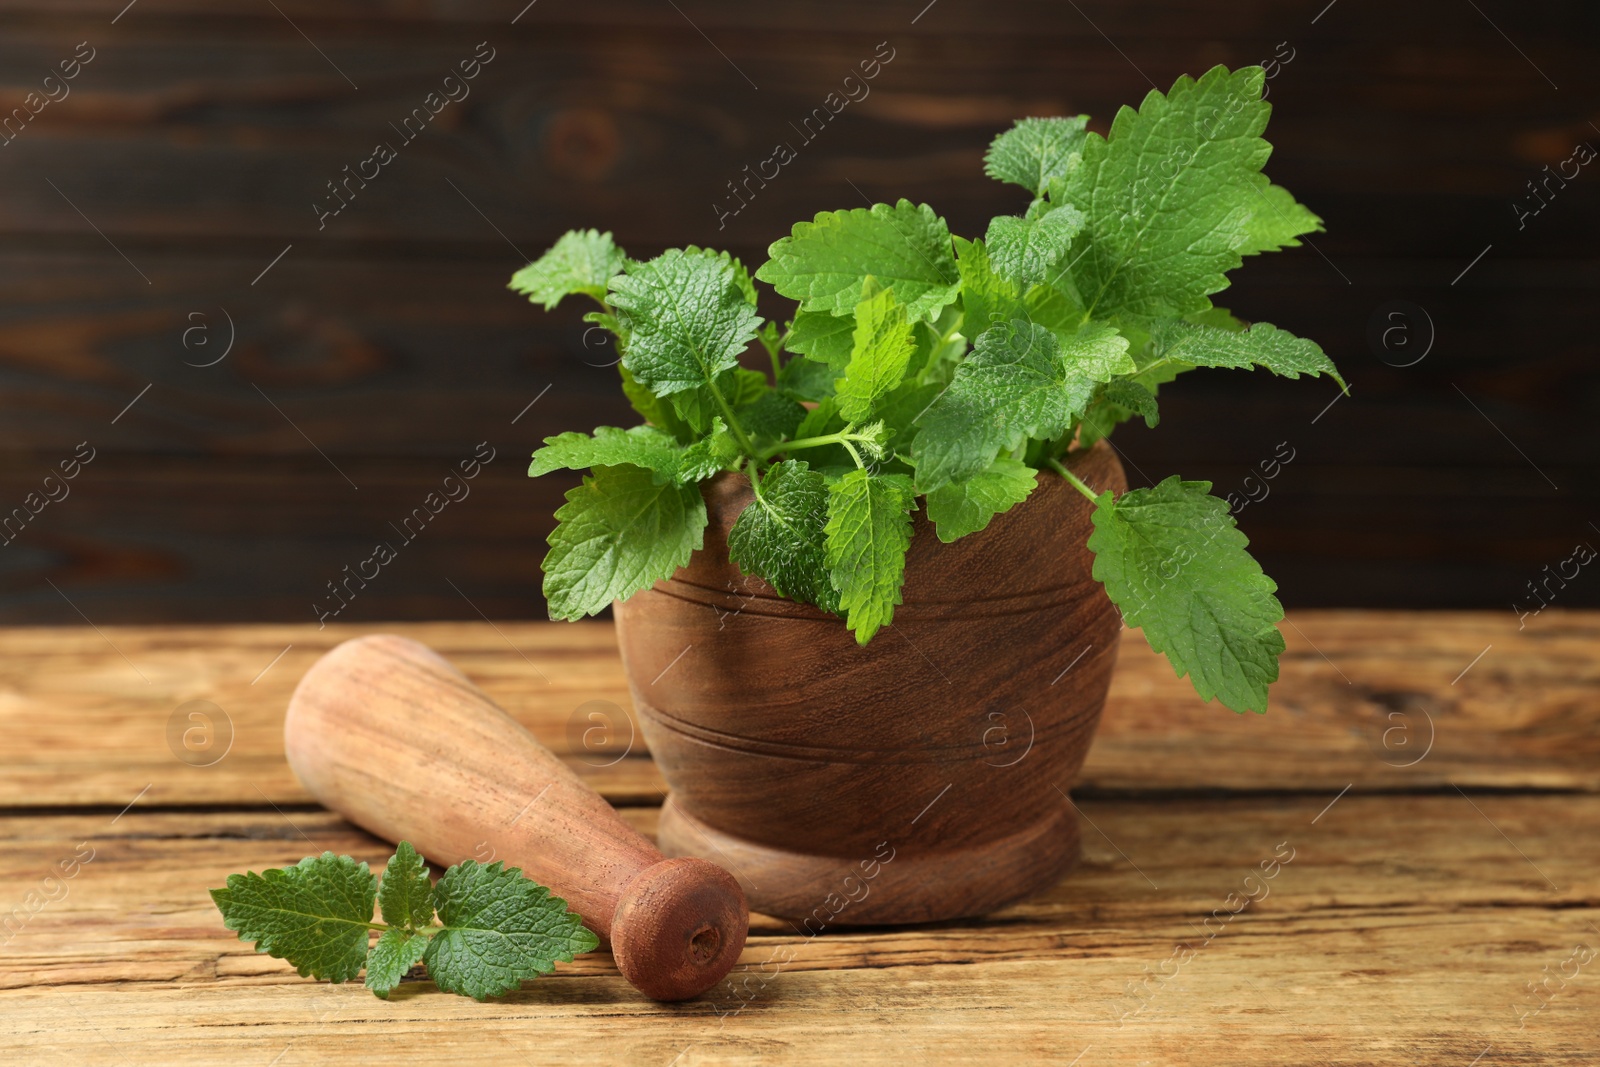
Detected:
[683,245,759,306]
[543,465,707,620]
[985,204,1086,291]
[1077,378,1162,450]
[377,842,433,933]
[925,456,1038,542]
[853,420,890,462]
[955,237,1023,342]
[796,395,843,440]
[365,928,429,998]
[609,248,761,398]
[824,469,916,643]
[837,283,916,423]
[509,230,626,310]
[1149,319,1344,388]
[618,365,692,441]
[757,319,784,359]
[1103,380,1161,426]
[954,236,1084,345]
[1063,65,1273,323]
[916,301,968,380]
[677,417,740,482]
[579,307,620,343]
[777,350,837,401]
[666,365,765,437]
[756,199,961,322]
[736,391,807,447]
[726,367,771,407]
[1087,476,1285,713]
[728,460,839,613]
[1183,304,1246,333]
[210,853,376,984]
[424,860,598,1002]
[1239,183,1323,255]
[874,378,943,453]
[1022,278,1090,337]
[984,116,1090,196]
[785,309,857,371]
[911,319,1131,492]
[529,425,685,482]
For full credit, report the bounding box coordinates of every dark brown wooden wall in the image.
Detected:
[0,0,1595,625]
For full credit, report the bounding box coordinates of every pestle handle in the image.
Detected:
[282,633,747,1002]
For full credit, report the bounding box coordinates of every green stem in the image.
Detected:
[1048,458,1101,503]
[840,439,865,469]
[758,432,847,460]
[757,427,882,463]
[708,377,759,458]
[369,918,450,937]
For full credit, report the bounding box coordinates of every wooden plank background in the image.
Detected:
[0,0,1595,625]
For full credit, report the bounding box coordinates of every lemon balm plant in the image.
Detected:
[513,65,1341,715]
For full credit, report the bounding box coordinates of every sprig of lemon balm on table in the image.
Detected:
[212,842,597,1000]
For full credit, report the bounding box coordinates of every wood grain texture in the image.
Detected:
[1,797,1594,1065]
[1,616,1596,1065]
[618,446,1126,923]
[0,0,1594,622]
[1,612,1597,812]
[283,632,748,1000]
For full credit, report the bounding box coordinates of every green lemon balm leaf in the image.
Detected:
[1239,183,1323,255]
[1087,476,1285,713]
[1063,65,1272,323]
[911,319,1130,493]
[984,204,1085,291]
[365,929,429,998]
[618,365,693,441]
[728,459,840,614]
[529,425,686,483]
[924,456,1037,542]
[543,465,708,620]
[509,229,626,310]
[377,841,433,933]
[210,852,376,984]
[1078,379,1162,450]
[425,860,599,1002]
[735,392,807,449]
[683,244,759,306]
[785,308,857,371]
[837,283,917,423]
[676,417,741,482]
[756,199,961,322]
[825,469,916,643]
[955,236,1021,340]
[984,116,1090,196]
[911,320,1067,491]
[777,350,838,402]
[609,248,761,399]
[1149,319,1345,389]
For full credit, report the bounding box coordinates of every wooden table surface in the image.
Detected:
[1,612,1596,1065]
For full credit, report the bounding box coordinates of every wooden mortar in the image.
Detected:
[614,441,1126,925]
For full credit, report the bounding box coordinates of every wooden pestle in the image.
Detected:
[282,633,748,1002]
